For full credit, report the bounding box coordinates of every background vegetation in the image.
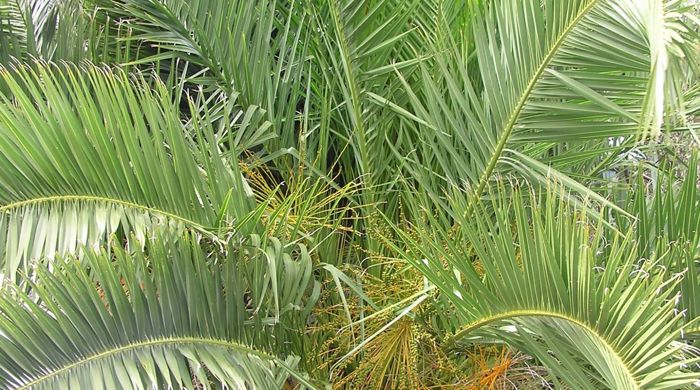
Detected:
[0,0,699,388]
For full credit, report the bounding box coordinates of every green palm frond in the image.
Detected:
[0,0,97,61]
[105,0,309,155]
[386,186,700,388]
[307,0,421,181]
[0,0,26,62]
[390,0,696,214]
[0,234,319,389]
[615,155,700,331]
[0,61,257,280]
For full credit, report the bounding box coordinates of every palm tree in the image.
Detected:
[0,0,698,388]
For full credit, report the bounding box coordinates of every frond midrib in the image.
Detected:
[0,195,209,231]
[452,309,640,389]
[15,336,276,389]
[467,0,603,217]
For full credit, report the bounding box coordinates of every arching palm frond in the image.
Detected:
[386,187,700,388]
[0,62,258,281]
[390,0,697,214]
[0,234,320,389]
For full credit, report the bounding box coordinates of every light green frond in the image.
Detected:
[390,0,695,214]
[615,154,700,329]
[0,235,320,389]
[0,62,256,280]
[0,0,97,61]
[387,187,699,388]
[0,0,26,62]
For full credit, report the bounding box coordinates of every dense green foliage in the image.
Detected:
[0,0,699,388]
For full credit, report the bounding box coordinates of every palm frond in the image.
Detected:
[614,154,700,332]
[385,186,700,388]
[0,234,319,389]
[0,0,98,61]
[0,61,256,280]
[106,0,309,156]
[390,0,696,214]
[307,0,422,180]
[0,0,27,62]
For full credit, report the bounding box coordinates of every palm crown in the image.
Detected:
[0,0,699,389]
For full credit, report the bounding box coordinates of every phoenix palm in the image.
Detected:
[0,0,699,389]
